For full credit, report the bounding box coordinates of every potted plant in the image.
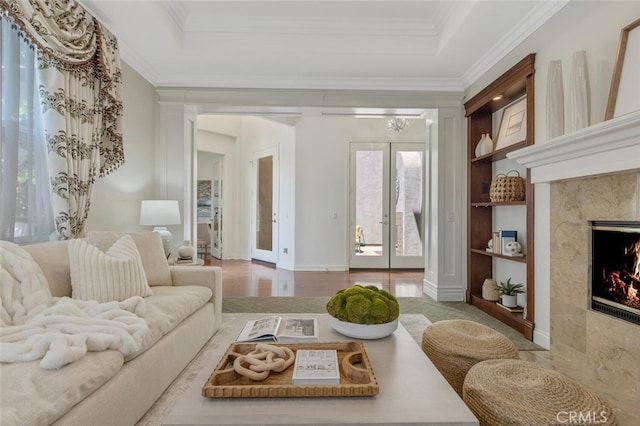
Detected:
[496,278,524,308]
[326,284,400,339]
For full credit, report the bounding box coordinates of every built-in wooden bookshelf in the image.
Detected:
[464,54,535,341]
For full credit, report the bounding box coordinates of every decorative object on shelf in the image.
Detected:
[326,284,399,339]
[139,200,181,258]
[546,59,565,139]
[492,232,501,254]
[496,97,527,150]
[500,230,518,255]
[571,50,590,132]
[178,240,194,258]
[489,170,525,202]
[176,240,195,263]
[517,292,527,308]
[504,241,523,256]
[482,278,500,301]
[606,18,640,120]
[486,239,493,252]
[496,278,525,308]
[474,133,494,157]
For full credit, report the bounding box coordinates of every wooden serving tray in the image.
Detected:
[202,341,379,398]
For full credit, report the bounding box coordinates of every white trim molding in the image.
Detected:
[422,279,466,302]
[507,110,640,183]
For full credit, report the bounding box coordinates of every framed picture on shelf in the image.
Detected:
[605,18,640,120]
[495,97,527,150]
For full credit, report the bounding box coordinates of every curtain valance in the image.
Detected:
[1,0,124,176]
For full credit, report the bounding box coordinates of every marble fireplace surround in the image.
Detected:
[510,110,640,413]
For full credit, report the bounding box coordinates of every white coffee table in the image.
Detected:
[162,313,479,425]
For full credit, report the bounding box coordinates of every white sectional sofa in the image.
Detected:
[0,232,222,426]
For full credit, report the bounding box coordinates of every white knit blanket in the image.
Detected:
[0,241,149,369]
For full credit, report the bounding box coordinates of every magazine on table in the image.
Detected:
[292,349,340,385]
[236,316,319,343]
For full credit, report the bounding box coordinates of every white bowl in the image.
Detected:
[329,316,398,339]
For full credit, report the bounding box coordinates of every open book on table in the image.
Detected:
[236,316,319,343]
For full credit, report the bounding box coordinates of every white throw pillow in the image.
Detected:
[69,235,153,302]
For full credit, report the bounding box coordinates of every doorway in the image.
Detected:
[349,142,425,269]
[251,146,279,264]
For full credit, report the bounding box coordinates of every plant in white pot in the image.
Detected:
[496,278,524,308]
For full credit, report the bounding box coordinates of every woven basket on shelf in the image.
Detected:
[489,170,525,202]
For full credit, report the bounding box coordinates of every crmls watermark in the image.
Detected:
[556,411,609,424]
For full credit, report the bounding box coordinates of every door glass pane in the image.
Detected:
[256,156,273,251]
[395,151,423,257]
[355,150,383,257]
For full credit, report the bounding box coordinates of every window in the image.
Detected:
[0,18,54,243]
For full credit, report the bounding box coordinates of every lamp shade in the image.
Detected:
[140,200,181,226]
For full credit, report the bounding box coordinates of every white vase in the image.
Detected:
[475,133,493,157]
[546,59,564,139]
[517,292,527,308]
[474,134,486,157]
[501,294,518,308]
[571,50,590,132]
[482,278,500,301]
[178,240,194,259]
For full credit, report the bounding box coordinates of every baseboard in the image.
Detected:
[293,264,347,272]
[533,329,550,350]
[422,279,465,302]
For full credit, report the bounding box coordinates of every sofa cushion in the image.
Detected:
[69,235,153,302]
[87,231,172,286]
[22,240,73,298]
[126,285,212,361]
[0,350,124,426]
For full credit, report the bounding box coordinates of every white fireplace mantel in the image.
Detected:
[507,110,640,183]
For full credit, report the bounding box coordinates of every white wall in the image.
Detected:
[294,117,427,270]
[86,62,156,232]
[464,1,640,348]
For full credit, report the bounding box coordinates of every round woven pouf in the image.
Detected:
[463,359,618,426]
[421,319,518,396]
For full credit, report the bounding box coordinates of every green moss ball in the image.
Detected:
[326,284,399,324]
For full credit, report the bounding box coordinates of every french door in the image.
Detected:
[251,146,278,263]
[349,142,425,269]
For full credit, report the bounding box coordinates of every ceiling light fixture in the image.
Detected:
[493,95,503,101]
[386,117,410,133]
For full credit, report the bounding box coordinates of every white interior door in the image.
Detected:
[251,146,278,264]
[349,142,424,269]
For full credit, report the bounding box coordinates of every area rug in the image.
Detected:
[222,296,543,351]
[136,313,430,426]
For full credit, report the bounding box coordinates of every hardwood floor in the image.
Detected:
[204,257,427,297]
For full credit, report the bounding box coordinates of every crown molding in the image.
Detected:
[156,74,465,92]
[461,0,570,89]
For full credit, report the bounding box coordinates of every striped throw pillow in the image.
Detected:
[69,234,153,302]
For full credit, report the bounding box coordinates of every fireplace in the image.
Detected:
[591,221,640,325]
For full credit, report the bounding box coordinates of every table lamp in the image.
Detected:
[140,200,181,258]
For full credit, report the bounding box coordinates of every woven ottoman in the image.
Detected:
[463,359,618,426]
[421,319,518,396]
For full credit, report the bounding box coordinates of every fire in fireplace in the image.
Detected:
[591,221,640,325]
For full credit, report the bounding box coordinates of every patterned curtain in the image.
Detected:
[1,0,124,239]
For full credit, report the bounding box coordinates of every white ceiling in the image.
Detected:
[81,0,568,92]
